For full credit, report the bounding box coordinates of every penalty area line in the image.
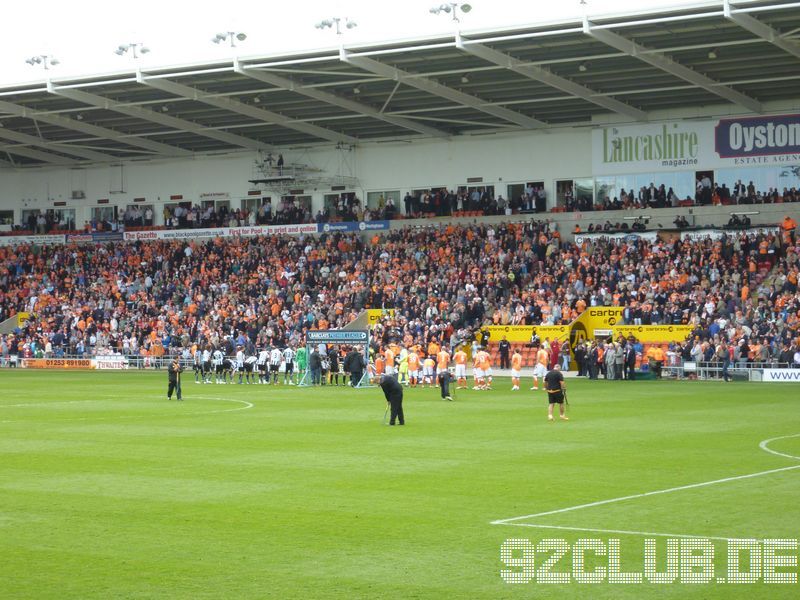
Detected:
[492,433,800,527]
[492,464,800,525]
[499,522,743,542]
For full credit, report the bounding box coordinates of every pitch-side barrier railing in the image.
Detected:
[663,360,795,380]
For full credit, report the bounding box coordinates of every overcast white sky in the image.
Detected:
[3,0,724,86]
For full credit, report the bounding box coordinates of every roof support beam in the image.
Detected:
[724,0,800,60]
[0,98,189,157]
[48,83,270,152]
[339,48,548,129]
[0,128,116,162]
[234,62,449,138]
[583,17,763,114]
[455,34,648,122]
[0,144,77,165]
[137,73,357,144]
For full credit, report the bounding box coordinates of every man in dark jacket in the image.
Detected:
[498,336,511,369]
[344,346,365,387]
[309,348,322,385]
[574,343,586,376]
[167,358,182,401]
[625,343,637,380]
[379,374,404,426]
[588,342,600,380]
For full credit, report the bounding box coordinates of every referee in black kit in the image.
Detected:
[168,358,183,401]
[379,374,404,426]
[545,364,568,422]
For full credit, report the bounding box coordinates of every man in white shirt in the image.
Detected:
[201,347,212,384]
[235,346,245,384]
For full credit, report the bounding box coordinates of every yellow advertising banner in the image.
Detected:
[367,308,395,325]
[484,325,570,344]
[569,307,624,355]
[16,312,30,326]
[613,325,694,343]
[21,358,96,370]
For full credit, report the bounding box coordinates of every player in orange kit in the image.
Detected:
[511,347,523,391]
[384,346,396,378]
[436,348,451,378]
[453,347,467,389]
[532,345,549,391]
[407,349,420,387]
[482,348,493,390]
[423,355,436,387]
[473,347,491,390]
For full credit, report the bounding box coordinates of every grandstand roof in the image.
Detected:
[1,0,799,167]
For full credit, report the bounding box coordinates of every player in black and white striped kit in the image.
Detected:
[282,345,295,385]
[212,348,225,384]
[257,347,269,384]
[269,346,283,385]
[193,347,203,383]
[244,353,258,384]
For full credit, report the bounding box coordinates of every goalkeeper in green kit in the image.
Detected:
[295,345,308,384]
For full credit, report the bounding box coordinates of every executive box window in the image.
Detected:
[366,190,399,211]
[507,181,545,212]
[91,206,118,225]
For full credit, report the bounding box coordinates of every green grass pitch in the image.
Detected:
[1,370,799,599]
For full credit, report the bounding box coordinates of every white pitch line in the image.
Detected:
[493,433,800,526]
[492,464,800,525]
[0,400,102,409]
[501,523,741,543]
[0,396,254,424]
[190,396,254,414]
[759,433,800,461]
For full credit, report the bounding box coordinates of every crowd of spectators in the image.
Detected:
[159,199,313,230]
[1,215,798,369]
[9,179,800,240]
[569,180,800,213]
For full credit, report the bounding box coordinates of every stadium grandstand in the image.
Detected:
[1,0,799,378]
[1,1,800,597]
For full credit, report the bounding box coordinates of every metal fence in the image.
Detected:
[663,360,795,381]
